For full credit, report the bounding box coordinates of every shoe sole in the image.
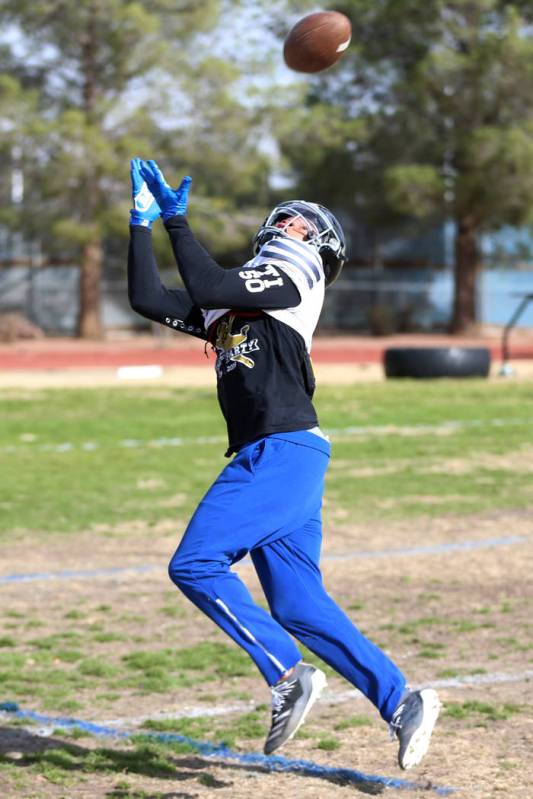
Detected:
[265,668,327,754]
[399,689,441,770]
[286,668,328,744]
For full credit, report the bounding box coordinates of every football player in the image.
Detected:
[127,158,440,769]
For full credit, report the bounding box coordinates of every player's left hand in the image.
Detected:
[130,158,161,228]
[139,159,192,221]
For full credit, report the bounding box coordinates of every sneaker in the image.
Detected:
[390,688,440,770]
[264,662,327,755]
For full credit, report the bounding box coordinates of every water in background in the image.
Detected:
[0,265,532,334]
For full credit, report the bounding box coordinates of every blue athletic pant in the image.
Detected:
[168,431,406,722]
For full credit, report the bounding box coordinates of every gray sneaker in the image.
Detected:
[264,662,327,755]
[390,688,440,770]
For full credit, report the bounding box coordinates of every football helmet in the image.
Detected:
[252,200,346,286]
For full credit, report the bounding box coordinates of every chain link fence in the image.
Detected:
[1,265,532,335]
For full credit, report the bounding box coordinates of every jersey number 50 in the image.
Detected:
[239,265,284,294]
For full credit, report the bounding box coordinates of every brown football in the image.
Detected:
[283,11,352,74]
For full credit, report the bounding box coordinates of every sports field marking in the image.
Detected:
[323,534,530,561]
[2,416,532,455]
[77,668,533,728]
[0,703,455,795]
[100,701,260,727]
[325,669,533,707]
[0,534,529,585]
[0,564,157,584]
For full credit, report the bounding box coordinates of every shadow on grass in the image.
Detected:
[0,726,385,795]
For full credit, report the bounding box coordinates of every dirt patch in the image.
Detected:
[425,445,533,474]
[1,507,531,579]
[321,506,532,555]
[1,510,532,798]
[328,445,533,478]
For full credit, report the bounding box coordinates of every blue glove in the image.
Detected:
[130,158,161,228]
[139,159,192,221]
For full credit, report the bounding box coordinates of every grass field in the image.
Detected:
[2,380,533,534]
[0,379,532,798]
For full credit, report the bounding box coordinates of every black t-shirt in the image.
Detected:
[128,217,325,454]
[208,310,318,454]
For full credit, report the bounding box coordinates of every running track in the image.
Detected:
[1,334,532,370]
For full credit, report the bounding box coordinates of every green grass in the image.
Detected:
[1,381,532,535]
[334,714,373,731]
[0,381,531,793]
[0,734,237,795]
[0,640,256,710]
[443,700,524,722]
[316,736,341,751]
[1,382,531,732]
[140,708,265,748]
[1,742,182,782]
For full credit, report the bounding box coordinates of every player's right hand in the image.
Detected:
[139,159,192,221]
[129,158,162,228]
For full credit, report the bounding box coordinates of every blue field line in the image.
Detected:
[0,702,454,795]
[0,534,529,586]
[324,534,530,561]
[0,564,157,584]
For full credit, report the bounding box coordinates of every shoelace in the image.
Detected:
[271,676,297,713]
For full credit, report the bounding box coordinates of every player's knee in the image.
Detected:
[168,549,222,590]
[167,552,193,590]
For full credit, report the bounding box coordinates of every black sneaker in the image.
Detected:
[264,662,327,755]
[390,688,440,770]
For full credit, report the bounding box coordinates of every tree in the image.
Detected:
[1,0,271,337]
[278,0,533,331]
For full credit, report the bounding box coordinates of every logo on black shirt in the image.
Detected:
[215,314,260,374]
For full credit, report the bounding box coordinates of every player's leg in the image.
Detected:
[252,519,439,767]
[252,514,406,721]
[168,432,330,688]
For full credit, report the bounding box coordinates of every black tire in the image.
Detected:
[383,347,491,378]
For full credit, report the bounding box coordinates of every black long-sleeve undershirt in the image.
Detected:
[128,225,206,339]
[128,220,318,456]
[164,214,301,310]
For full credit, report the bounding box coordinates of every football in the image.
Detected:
[283,11,352,74]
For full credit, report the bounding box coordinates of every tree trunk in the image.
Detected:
[451,216,481,333]
[78,5,103,339]
[78,239,103,339]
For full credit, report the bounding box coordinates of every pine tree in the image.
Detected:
[1,0,269,337]
[278,0,533,331]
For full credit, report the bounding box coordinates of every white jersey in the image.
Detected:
[202,235,325,352]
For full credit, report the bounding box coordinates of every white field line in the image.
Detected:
[2,417,533,456]
[70,668,533,730]
[97,701,259,728]
[325,669,533,708]
[1,671,531,741]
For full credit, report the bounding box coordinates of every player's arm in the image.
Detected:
[127,158,206,339]
[165,215,301,310]
[128,227,206,339]
[138,159,301,311]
